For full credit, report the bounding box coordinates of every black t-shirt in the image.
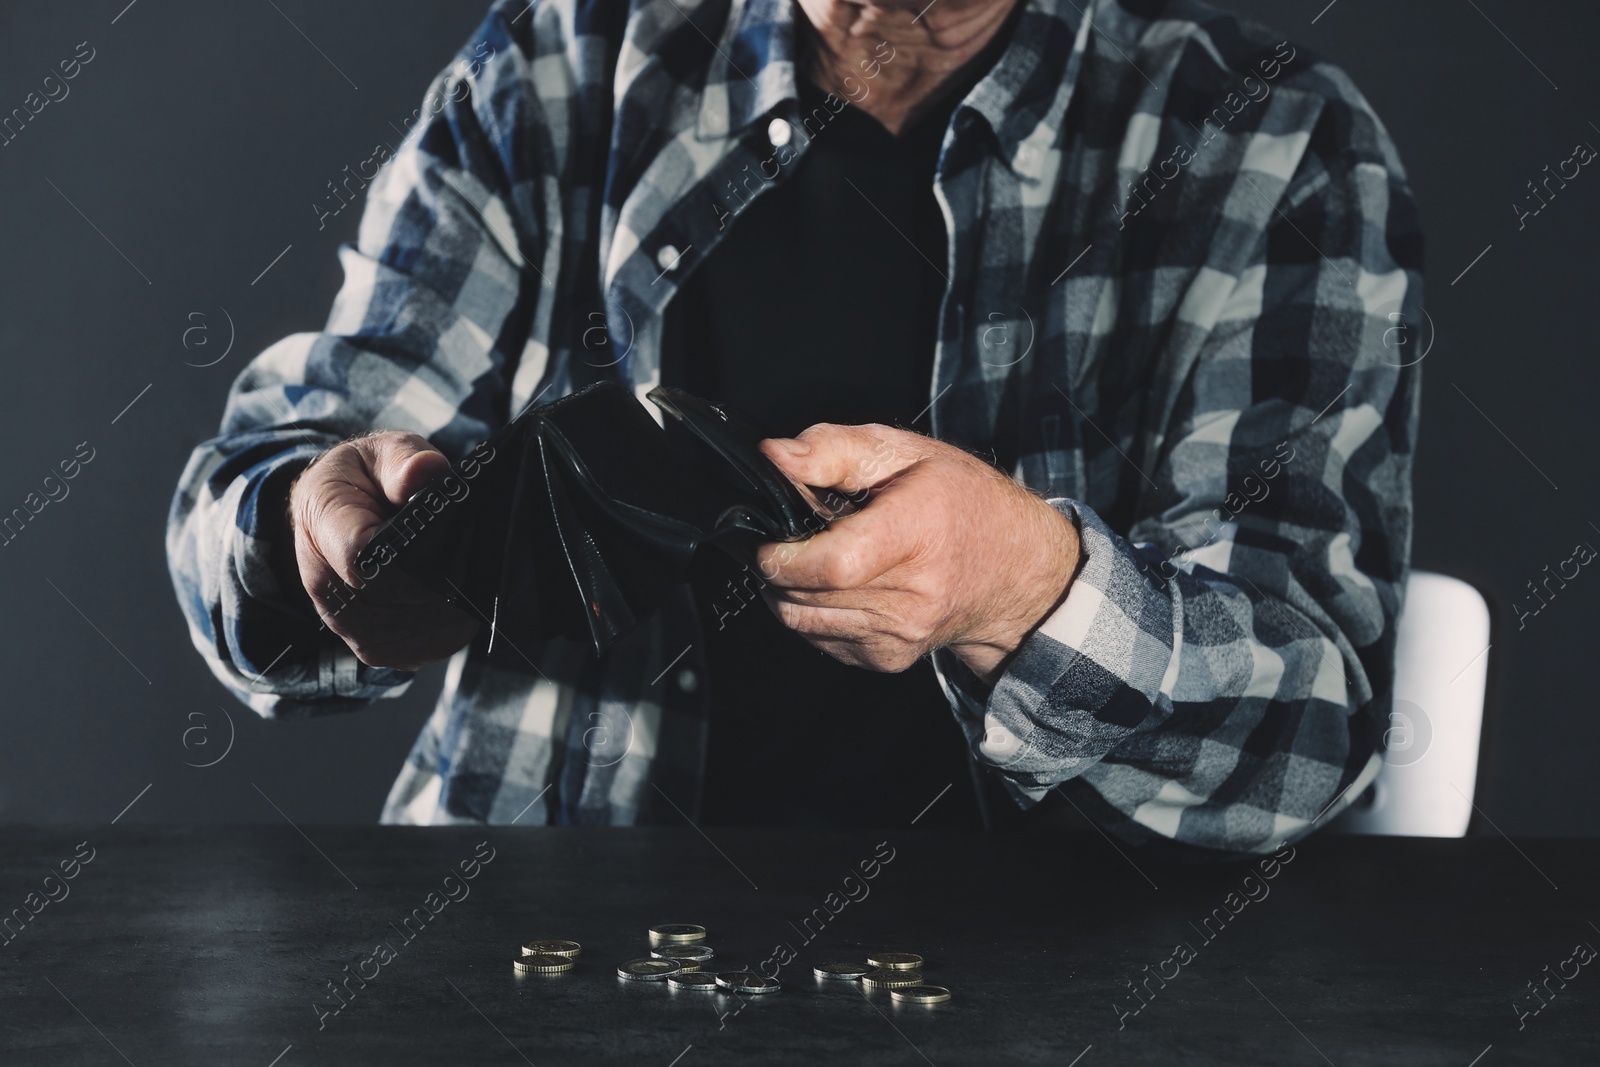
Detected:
[660,43,1013,829]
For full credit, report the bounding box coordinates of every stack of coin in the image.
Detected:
[820,950,951,1005]
[626,924,780,994]
[648,923,707,945]
[515,939,581,975]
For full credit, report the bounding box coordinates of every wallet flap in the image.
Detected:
[647,386,837,541]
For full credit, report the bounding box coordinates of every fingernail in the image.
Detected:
[778,438,810,457]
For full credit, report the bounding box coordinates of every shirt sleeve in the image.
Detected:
[165,0,554,718]
[934,94,1422,854]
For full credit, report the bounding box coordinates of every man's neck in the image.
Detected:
[796,0,1022,136]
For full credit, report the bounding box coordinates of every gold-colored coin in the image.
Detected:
[866,952,923,971]
[522,939,582,958]
[861,969,924,990]
[514,953,576,974]
[891,985,952,1004]
[649,923,707,943]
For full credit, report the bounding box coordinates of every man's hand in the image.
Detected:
[287,431,478,670]
[754,424,1080,684]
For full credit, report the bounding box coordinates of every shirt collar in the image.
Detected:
[695,0,799,142]
[961,0,1091,180]
[695,0,1089,181]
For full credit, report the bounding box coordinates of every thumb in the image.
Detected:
[356,432,452,507]
[760,423,922,494]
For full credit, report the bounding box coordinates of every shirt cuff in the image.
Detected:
[931,498,1180,792]
[224,446,414,710]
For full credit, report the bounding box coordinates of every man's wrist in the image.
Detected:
[949,496,1080,685]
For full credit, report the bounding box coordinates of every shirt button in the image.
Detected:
[656,244,681,272]
[766,117,792,147]
[676,668,698,693]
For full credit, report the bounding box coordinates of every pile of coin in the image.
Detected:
[516,929,950,1005]
[617,923,781,995]
[514,938,581,974]
[816,951,952,1004]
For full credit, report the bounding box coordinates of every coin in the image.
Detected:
[668,972,722,991]
[861,969,924,990]
[866,952,923,971]
[617,958,682,981]
[652,944,714,962]
[814,961,874,980]
[715,972,781,995]
[522,939,582,958]
[514,953,576,974]
[649,923,707,943]
[891,985,952,1004]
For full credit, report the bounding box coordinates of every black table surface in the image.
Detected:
[1,825,1596,1065]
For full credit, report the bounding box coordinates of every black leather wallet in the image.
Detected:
[352,381,849,655]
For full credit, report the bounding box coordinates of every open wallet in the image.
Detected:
[351,381,856,657]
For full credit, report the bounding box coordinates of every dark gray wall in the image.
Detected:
[0,1,1593,833]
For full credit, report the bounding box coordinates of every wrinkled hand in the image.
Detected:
[755,424,1080,684]
[288,431,478,670]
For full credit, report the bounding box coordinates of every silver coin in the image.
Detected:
[617,958,682,981]
[652,944,714,962]
[649,923,707,943]
[715,971,780,995]
[814,961,874,980]
[866,952,923,971]
[522,939,582,958]
[891,985,952,1004]
[667,972,721,991]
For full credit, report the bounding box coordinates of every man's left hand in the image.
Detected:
[755,424,1081,684]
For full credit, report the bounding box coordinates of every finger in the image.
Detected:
[755,478,919,591]
[300,435,450,588]
[297,453,394,589]
[759,422,923,495]
[353,432,452,507]
[317,572,479,668]
[766,595,878,642]
[764,596,920,673]
[764,583,895,612]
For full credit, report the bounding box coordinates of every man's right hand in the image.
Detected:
[288,431,479,671]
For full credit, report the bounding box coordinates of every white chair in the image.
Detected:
[1335,570,1492,837]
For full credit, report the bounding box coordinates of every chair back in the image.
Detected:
[1337,570,1491,837]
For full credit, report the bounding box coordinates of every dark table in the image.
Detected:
[0,825,1595,1065]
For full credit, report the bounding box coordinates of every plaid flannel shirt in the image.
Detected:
[167,0,1421,852]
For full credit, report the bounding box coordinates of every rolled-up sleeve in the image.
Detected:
[166,0,553,717]
[937,101,1422,854]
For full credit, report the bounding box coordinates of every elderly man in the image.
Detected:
[168,0,1420,854]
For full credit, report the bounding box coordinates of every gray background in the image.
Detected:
[0,0,1591,833]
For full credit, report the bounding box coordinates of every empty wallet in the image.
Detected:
[351,381,851,656]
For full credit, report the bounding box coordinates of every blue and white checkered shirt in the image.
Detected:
[166,0,1421,852]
